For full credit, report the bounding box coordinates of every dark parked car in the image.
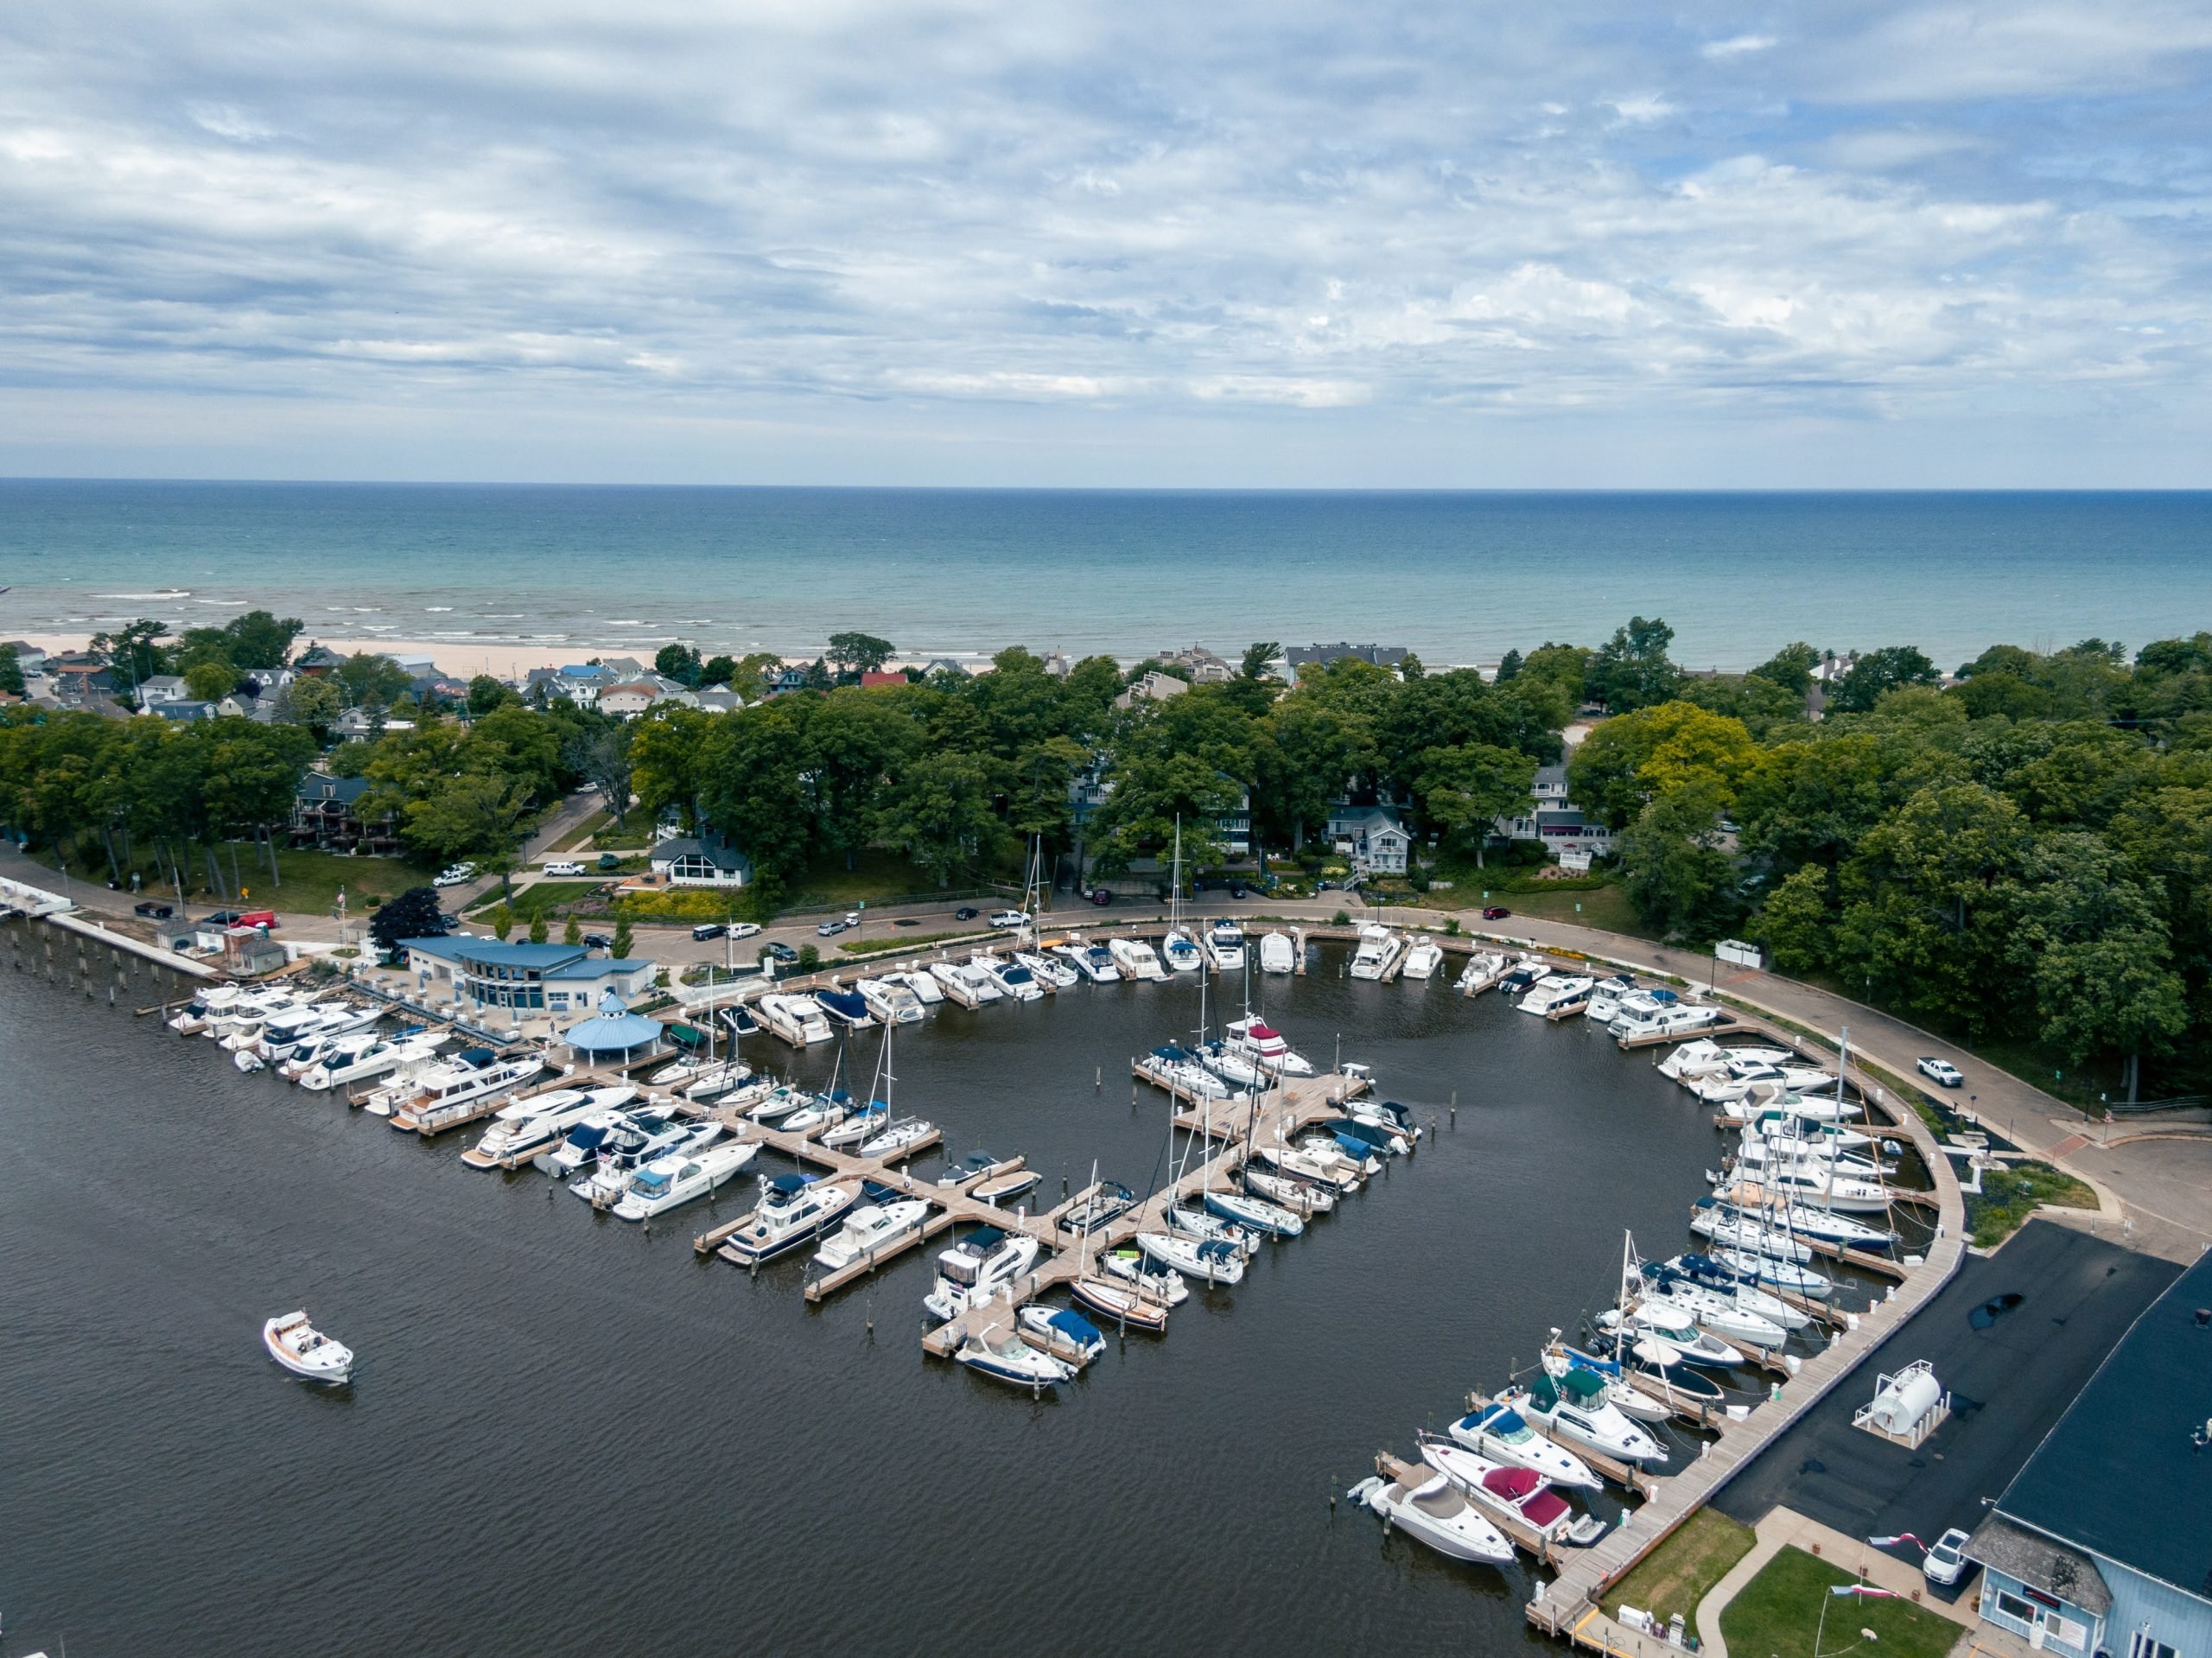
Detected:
[692,923,726,941]
[597,852,622,872]
[133,900,175,919]
[953,906,979,921]
[1481,905,1511,920]
[1090,888,1113,906]
[582,932,613,950]
[764,941,798,962]
[1229,886,1247,899]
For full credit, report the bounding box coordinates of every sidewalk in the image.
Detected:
[1694,1507,1977,1658]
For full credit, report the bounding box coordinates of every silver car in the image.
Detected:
[1923,1528,1972,1586]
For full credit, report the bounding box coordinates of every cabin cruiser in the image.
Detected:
[718,1173,861,1266]
[1018,1305,1105,1366]
[1137,1231,1245,1286]
[1224,1015,1313,1077]
[922,1226,1041,1321]
[976,953,1043,1002]
[1732,1135,1895,1184]
[1107,937,1168,981]
[758,994,834,1046]
[461,1083,633,1170]
[855,976,926,1024]
[813,1197,930,1272]
[929,960,1002,1009]
[168,985,245,1035]
[1348,1468,1514,1566]
[1014,950,1078,990]
[1055,1180,1137,1236]
[1347,925,1402,981]
[1741,1109,1878,1153]
[1510,1368,1668,1464]
[570,1118,724,1204]
[1258,931,1296,975]
[1520,975,1595,1019]
[1417,1436,1608,1546]
[255,1001,380,1059]
[534,1108,632,1178]
[1197,1040,1263,1091]
[1657,1037,1729,1080]
[814,988,875,1029]
[1448,1401,1600,1490]
[381,1048,547,1129]
[1055,941,1121,983]
[1160,928,1202,974]
[953,1325,1075,1394]
[1400,940,1445,980]
[893,968,946,1007]
[1204,1187,1303,1238]
[745,1083,814,1125]
[1602,1305,1750,1368]
[1496,960,1551,996]
[1455,950,1508,993]
[648,1051,704,1088]
[1136,1045,1229,1099]
[1630,1281,1791,1349]
[277,1026,383,1080]
[1202,921,1246,973]
[1585,975,1638,1022]
[1612,1003,1726,1042]
[1720,1165,1893,1215]
[1071,1274,1170,1331]
[610,1140,758,1219]
[208,989,307,1044]
[263,1310,353,1383]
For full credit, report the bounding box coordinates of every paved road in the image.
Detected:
[16,837,2204,1260]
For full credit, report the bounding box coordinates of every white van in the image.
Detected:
[542,861,587,878]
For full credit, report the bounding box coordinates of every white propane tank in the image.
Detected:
[1868,1366,1943,1435]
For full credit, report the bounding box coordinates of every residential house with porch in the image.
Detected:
[1965,1246,2212,1658]
[1325,803,1413,875]
[398,937,657,1015]
[647,833,754,889]
[1493,764,1614,863]
[290,772,399,853]
[137,674,192,705]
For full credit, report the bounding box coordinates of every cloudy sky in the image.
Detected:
[3,0,2209,485]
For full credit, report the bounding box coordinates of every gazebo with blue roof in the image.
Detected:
[562,988,665,1058]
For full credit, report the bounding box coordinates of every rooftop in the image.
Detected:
[1965,1514,2113,1615]
[1993,1244,2212,1598]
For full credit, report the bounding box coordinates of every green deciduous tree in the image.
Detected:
[1415,743,1535,866]
[1749,641,1821,696]
[827,632,895,677]
[401,772,535,865]
[1586,616,1682,713]
[1618,779,1738,938]
[879,751,1002,886]
[1755,864,1833,973]
[1828,645,1939,714]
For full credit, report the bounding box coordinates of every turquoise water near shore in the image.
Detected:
[3,482,2209,670]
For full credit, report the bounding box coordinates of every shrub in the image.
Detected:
[797,944,821,972]
[1332,909,1351,926]
[1444,917,1460,936]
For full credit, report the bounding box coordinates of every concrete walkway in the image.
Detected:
[1694,1507,1977,1658]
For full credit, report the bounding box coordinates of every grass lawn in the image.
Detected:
[557,808,613,851]
[1440,879,1652,939]
[1968,1160,2100,1248]
[839,931,967,956]
[467,880,610,921]
[1718,1547,1958,1658]
[31,842,435,916]
[1605,1509,1758,1629]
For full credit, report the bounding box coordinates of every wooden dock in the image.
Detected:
[1617,1019,1758,1050]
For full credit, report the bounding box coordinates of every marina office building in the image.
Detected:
[400,937,657,1014]
[1966,1248,2212,1658]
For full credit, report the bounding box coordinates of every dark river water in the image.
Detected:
[0,932,1891,1658]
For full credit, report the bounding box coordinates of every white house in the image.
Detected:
[1494,764,1614,859]
[598,682,664,717]
[137,675,191,705]
[649,833,754,888]
[1114,670,1189,711]
[1326,804,1413,875]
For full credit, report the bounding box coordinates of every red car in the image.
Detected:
[1090,888,1114,905]
[1481,905,1511,920]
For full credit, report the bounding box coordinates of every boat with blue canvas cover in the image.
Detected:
[1018,1305,1105,1365]
[1511,1367,1668,1464]
[717,1172,860,1266]
[1448,1401,1600,1491]
[815,988,874,1029]
[1333,1115,1408,1157]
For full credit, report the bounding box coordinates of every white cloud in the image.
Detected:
[1607,93,1677,124]
[1700,35,1777,60]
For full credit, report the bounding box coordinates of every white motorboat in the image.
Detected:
[1348,1469,1514,1566]
[1520,975,1595,1018]
[533,1108,629,1178]
[758,994,833,1046]
[277,1026,381,1080]
[255,1001,379,1059]
[813,988,876,1030]
[1511,1368,1669,1464]
[301,1033,443,1093]
[462,1084,633,1170]
[717,1172,861,1266]
[929,960,1002,1008]
[1657,1037,1729,1080]
[1197,1041,1263,1090]
[953,1324,1075,1394]
[1633,1282,1791,1348]
[1224,1015,1313,1077]
[168,985,244,1035]
[1202,921,1246,973]
[1166,1204,1258,1256]
[1057,941,1122,983]
[1204,1187,1304,1238]
[1732,1136,1895,1184]
[1108,937,1167,981]
[681,1059,756,1102]
[746,1084,814,1125]
[893,968,946,1006]
[1137,1231,1245,1285]
[1722,1166,1894,1215]
[819,1101,889,1147]
[1014,950,1077,989]
[1347,924,1402,981]
[1455,950,1508,993]
[233,1049,267,1073]
[647,1052,702,1088]
[384,1048,548,1131]
[1417,1436,1608,1547]
[1603,1305,1749,1368]
[263,1310,353,1383]
[1401,940,1445,980]
[777,1088,857,1137]
[812,1197,930,1272]
[1611,1003,1726,1041]
[1070,1273,1171,1332]
[1161,927,1202,974]
[1585,975,1638,1022]
[1448,1400,1600,1491]
[1136,1045,1229,1099]
[1258,931,1296,975]
[922,1225,1041,1321]
[855,975,927,1024]
[570,1118,723,1204]
[611,1140,759,1219]
[858,1116,936,1160]
[1740,1109,1875,1152]
[975,952,1043,1002]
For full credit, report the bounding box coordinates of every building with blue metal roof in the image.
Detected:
[400,936,656,1014]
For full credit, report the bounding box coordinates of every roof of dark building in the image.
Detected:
[1964,1514,2113,1615]
[296,773,373,805]
[1993,1245,2212,1598]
